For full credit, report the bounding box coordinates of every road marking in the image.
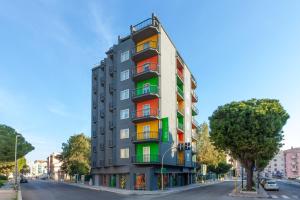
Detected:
[282,195,290,199]
[271,195,278,198]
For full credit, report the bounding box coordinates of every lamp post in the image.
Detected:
[15,134,20,189]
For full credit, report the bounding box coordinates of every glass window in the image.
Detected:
[120,89,129,100]
[120,50,129,62]
[120,128,129,139]
[143,125,150,139]
[143,83,150,94]
[120,148,129,158]
[120,70,129,81]
[120,109,129,119]
[143,104,150,116]
[143,42,150,50]
[143,63,150,72]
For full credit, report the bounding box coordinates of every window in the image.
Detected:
[120,128,129,139]
[120,89,129,100]
[120,148,129,158]
[143,125,150,139]
[143,63,150,72]
[143,104,150,116]
[120,70,129,81]
[120,50,129,62]
[120,109,129,119]
[143,83,150,94]
[143,42,150,50]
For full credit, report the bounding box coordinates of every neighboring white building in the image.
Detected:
[47,152,64,180]
[263,151,285,178]
[28,160,48,177]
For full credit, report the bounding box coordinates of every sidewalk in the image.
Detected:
[54,179,224,195]
[0,181,16,200]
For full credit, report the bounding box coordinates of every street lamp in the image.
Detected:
[15,134,20,189]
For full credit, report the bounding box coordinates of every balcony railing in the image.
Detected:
[132,108,159,122]
[132,85,159,101]
[131,18,159,33]
[132,154,160,164]
[177,105,184,116]
[192,104,199,116]
[192,118,199,128]
[133,131,159,142]
[133,63,159,81]
[191,75,197,89]
[135,41,158,53]
[192,131,198,140]
[191,90,198,102]
[177,86,184,99]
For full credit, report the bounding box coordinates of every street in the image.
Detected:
[21,180,300,200]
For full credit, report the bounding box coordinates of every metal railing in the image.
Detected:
[132,154,160,163]
[177,86,184,98]
[135,41,158,53]
[192,104,199,115]
[191,75,197,88]
[132,108,159,119]
[131,18,159,32]
[177,69,184,81]
[177,105,184,115]
[132,85,159,98]
[135,131,159,141]
[192,118,199,128]
[191,90,198,101]
[133,63,159,76]
[177,123,184,131]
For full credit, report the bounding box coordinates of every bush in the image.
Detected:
[0,175,8,180]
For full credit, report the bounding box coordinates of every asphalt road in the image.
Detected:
[21,179,300,200]
[21,180,126,200]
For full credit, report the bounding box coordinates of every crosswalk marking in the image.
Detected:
[282,195,290,199]
[270,194,299,199]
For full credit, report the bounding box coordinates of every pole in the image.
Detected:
[14,135,19,189]
[241,166,244,189]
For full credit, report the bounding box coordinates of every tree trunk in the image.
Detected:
[245,160,254,191]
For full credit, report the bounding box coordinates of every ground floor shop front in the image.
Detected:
[92,166,196,190]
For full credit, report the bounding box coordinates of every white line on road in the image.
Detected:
[282,195,290,199]
[271,195,279,199]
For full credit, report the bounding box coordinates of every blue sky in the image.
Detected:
[0,0,299,162]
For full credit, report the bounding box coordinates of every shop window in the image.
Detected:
[135,174,146,190]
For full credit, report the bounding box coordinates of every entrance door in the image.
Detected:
[143,146,150,163]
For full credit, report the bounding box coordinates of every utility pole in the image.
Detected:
[15,134,20,189]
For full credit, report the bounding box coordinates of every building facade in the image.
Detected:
[28,160,48,178]
[263,151,285,178]
[47,152,64,181]
[284,147,300,179]
[91,14,199,190]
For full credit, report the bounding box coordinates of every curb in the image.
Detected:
[229,185,269,198]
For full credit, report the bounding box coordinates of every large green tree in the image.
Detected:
[197,122,226,166]
[60,133,91,176]
[209,99,289,190]
[0,124,34,162]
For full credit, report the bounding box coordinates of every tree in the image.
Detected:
[197,122,226,166]
[0,124,34,162]
[208,162,232,177]
[60,133,91,176]
[20,164,30,175]
[209,99,289,190]
[0,157,27,176]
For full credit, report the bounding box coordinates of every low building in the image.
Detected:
[47,153,64,180]
[28,160,48,178]
[284,147,300,179]
[263,151,285,178]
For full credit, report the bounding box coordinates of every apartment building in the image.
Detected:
[47,152,64,181]
[263,151,285,178]
[284,147,300,179]
[28,160,47,178]
[91,14,199,190]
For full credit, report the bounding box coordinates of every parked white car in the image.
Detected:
[264,180,279,191]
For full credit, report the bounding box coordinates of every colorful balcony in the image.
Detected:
[133,131,159,143]
[130,16,160,43]
[132,108,159,123]
[192,131,198,141]
[132,85,159,102]
[132,41,159,62]
[177,158,185,166]
[177,105,184,117]
[177,69,184,84]
[177,123,184,133]
[191,90,198,102]
[191,75,197,89]
[192,118,199,129]
[133,63,159,81]
[132,154,160,164]
[192,104,198,116]
[176,54,184,70]
[177,86,184,101]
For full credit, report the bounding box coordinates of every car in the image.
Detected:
[20,178,28,183]
[264,180,279,191]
